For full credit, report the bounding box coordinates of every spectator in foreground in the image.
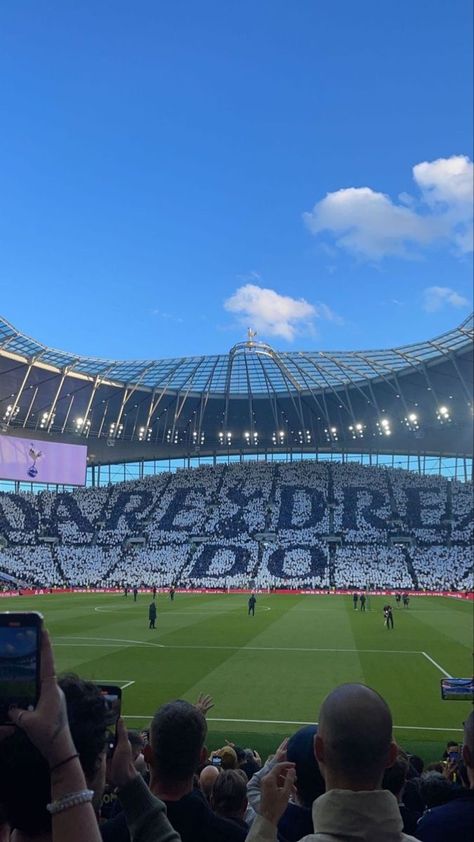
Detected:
[0,630,180,842]
[144,701,246,841]
[211,769,249,830]
[247,683,418,841]
[415,710,474,840]
[383,749,421,835]
[0,630,102,842]
[247,727,325,841]
[102,699,247,842]
[418,772,453,811]
[199,764,220,803]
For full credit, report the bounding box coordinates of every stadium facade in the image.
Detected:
[0,314,473,488]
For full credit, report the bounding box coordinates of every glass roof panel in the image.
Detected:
[0,314,472,395]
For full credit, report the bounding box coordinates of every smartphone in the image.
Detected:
[0,611,42,724]
[440,678,474,701]
[96,684,122,756]
[211,756,222,767]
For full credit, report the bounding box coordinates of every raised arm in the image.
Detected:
[9,629,102,842]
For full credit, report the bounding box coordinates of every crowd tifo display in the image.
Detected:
[0,461,472,591]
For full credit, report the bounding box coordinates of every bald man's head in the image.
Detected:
[315,684,395,788]
[199,764,220,801]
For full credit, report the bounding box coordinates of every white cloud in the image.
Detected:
[303,155,473,259]
[413,155,473,207]
[224,283,340,341]
[422,286,470,313]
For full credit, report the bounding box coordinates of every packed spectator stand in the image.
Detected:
[0,461,472,592]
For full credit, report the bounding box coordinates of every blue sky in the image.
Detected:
[0,0,472,360]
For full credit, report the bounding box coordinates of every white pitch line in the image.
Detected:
[93,680,136,690]
[122,715,462,732]
[421,651,453,679]
[54,636,419,655]
[93,606,272,614]
[55,636,165,648]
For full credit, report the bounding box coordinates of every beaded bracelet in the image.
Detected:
[46,789,94,815]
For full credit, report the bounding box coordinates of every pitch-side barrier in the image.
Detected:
[0,587,472,599]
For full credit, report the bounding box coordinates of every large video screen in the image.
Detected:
[0,435,87,486]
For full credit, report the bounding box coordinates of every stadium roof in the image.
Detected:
[0,314,473,462]
[0,314,472,393]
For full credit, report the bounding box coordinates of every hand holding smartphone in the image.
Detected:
[0,612,42,724]
[96,684,122,756]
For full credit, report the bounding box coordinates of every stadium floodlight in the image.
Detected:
[436,405,451,422]
[405,412,419,431]
[349,421,365,439]
[376,417,391,436]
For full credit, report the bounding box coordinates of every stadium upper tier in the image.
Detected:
[0,462,472,590]
[0,314,473,460]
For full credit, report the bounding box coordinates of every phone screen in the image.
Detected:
[0,613,41,723]
[97,685,122,755]
[440,678,474,701]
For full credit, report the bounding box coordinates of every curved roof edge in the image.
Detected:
[0,312,472,394]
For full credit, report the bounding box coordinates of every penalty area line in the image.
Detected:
[122,715,462,733]
[421,651,453,679]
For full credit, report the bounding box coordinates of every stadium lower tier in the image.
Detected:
[0,542,472,591]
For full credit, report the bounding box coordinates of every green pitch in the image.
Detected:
[4,592,472,763]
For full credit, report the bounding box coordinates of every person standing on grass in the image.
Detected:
[133,586,138,602]
[124,585,128,598]
[248,593,256,617]
[352,592,358,610]
[149,600,157,629]
[395,593,401,607]
[384,604,394,629]
[169,586,175,601]
[153,585,157,599]
[359,593,366,612]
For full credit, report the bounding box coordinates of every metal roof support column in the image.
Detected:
[81,374,105,437]
[448,353,472,402]
[145,389,157,432]
[60,394,75,434]
[6,361,34,427]
[420,362,440,408]
[97,401,110,439]
[112,387,132,436]
[22,386,38,428]
[47,368,70,433]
